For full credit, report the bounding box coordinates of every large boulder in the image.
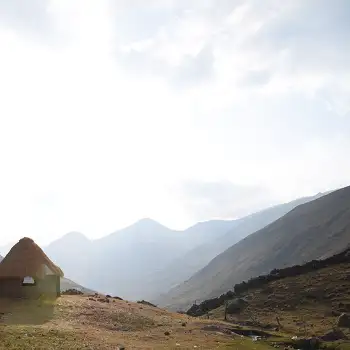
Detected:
[226,298,248,314]
[294,337,321,350]
[337,313,350,328]
[321,329,347,341]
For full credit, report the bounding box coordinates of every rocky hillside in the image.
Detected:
[157,186,350,310]
[208,254,350,337]
[187,246,350,316]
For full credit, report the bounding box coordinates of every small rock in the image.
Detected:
[117,345,125,350]
[164,331,170,336]
[321,329,347,341]
[181,322,187,327]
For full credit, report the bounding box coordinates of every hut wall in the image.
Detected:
[0,277,22,298]
[40,275,60,297]
[0,275,60,299]
[22,283,41,299]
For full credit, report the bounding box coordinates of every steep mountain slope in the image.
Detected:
[157,186,350,310]
[0,255,2,262]
[181,220,239,246]
[154,192,327,306]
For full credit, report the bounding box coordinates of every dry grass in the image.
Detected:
[0,295,263,349]
[210,262,350,337]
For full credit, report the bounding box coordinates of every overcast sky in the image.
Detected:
[0,0,349,246]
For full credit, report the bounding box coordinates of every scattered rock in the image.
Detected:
[62,289,83,295]
[181,322,187,327]
[293,337,321,349]
[113,296,123,300]
[106,295,111,298]
[164,331,170,336]
[321,329,347,341]
[337,313,350,328]
[137,300,157,308]
[117,345,125,350]
[97,297,110,303]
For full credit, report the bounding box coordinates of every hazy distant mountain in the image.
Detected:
[45,232,93,287]
[43,192,330,301]
[44,218,238,300]
[156,186,350,311]
[0,242,15,257]
[0,255,2,262]
[145,220,240,296]
[60,277,95,294]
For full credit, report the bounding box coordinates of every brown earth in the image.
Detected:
[0,295,250,349]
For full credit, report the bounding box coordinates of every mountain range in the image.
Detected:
[155,186,350,311]
[36,190,329,301]
[2,186,349,307]
[149,192,327,298]
[44,218,238,300]
[42,192,319,300]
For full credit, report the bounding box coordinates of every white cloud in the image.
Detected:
[0,0,349,245]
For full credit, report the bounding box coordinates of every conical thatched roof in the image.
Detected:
[0,237,63,279]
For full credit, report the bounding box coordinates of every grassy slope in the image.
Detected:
[210,262,350,337]
[0,295,269,350]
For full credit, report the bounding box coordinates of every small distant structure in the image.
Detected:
[0,237,63,299]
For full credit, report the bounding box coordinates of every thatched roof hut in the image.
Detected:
[0,237,63,279]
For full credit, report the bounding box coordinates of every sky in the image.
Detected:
[0,0,349,246]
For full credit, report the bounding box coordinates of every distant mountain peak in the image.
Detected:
[136,218,158,224]
[132,218,166,229]
[54,232,90,245]
[63,231,88,239]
